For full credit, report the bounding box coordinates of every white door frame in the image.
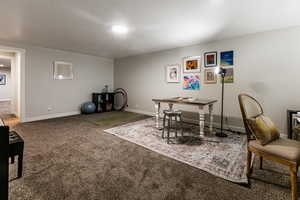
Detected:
[0,45,26,122]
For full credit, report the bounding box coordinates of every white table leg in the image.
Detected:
[199,105,205,136]
[154,102,161,129]
[209,104,214,134]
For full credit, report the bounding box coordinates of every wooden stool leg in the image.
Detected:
[175,116,178,138]
[162,115,166,139]
[290,166,298,200]
[259,156,263,169]
[167,118,171,144]
[247,149,253,177]
[18,153,23,178]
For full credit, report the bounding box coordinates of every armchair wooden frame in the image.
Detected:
[238,93,299,200]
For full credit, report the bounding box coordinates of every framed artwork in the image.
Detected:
[204,52,217,67]
[224,68,234,83]
[166,64,180,83]
[183,56,201,73]
[204,69,217,84]
[220,50,234,66]
[0,74,6,85]
[183,74,200,90]
[54,61,73,80]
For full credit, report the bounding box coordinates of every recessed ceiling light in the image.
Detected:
[211,0,224,5]
[111,25,129,34]
[0,64,4,67]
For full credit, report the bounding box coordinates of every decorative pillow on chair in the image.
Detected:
[247,115,280,145]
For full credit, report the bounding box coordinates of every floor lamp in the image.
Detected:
[215,67,228,137]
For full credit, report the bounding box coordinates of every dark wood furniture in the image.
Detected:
[9,131,24,178]
[287,109,300,139]
[0,119,9,200]
[162,110,183,144]
[92,92,115,113]
[239,94,300,200]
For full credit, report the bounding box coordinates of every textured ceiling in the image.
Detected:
[0,0,300,58]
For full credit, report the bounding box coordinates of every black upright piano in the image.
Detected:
[0,118,9,200]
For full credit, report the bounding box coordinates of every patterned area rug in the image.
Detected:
[104,118,248,183]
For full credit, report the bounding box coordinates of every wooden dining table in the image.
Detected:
[152,97,218,136]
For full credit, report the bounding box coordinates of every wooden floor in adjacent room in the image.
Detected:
[0,101,20,127]
[8,112,292,200]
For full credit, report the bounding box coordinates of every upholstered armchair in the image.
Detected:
[238,93,300,200]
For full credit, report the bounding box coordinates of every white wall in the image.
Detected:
[114,26,300,133]
[0,41,114,121]
[25,46,114,120]
[0,68,11,101]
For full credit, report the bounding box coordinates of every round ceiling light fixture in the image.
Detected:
[111,25,129,34]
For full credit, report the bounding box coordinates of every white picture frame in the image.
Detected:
[166,64,180,83]
[204,68,217,84]
[204,51,217,67]
[54,61,73,80]
[183,56,201,73]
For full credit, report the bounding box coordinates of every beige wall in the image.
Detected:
[114,26,300,133]
[24,46,114,120]
[0,41,114,121]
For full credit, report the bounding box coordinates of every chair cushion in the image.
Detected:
[247,115,280,145]
[249,138,300,162]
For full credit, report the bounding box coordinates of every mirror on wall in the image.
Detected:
[53,61,73,80]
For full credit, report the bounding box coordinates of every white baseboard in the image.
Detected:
[21,108,288,137]
[125,108,154,116]
[0,98,11,102]
[24,111,80,122]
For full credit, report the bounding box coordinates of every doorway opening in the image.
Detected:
[0,46,25,127]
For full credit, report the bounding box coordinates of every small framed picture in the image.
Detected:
[183,74,200,90]
[224,68,234,83]
[54,61,73,80]
[220,50,234,66]
[183,56,201,73]
[0,74,6,85]
[204,51,217,67]
[204,69,217,84]
[166,64,180,83]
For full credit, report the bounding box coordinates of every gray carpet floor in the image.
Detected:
[9,112,294,200]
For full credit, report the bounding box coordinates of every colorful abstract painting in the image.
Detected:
[220,51,234,66]
[0,74,6,85]
[183,56,201,73]
[183,74,200,90]
[204,52,217,67]
[224,68,234,83]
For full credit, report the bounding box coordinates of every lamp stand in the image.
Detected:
[216,70,228,137]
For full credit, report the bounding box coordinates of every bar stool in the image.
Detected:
[162,110,183,144]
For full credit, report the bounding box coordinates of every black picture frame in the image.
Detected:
[0,74,6,85]
[204,51,218,67]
